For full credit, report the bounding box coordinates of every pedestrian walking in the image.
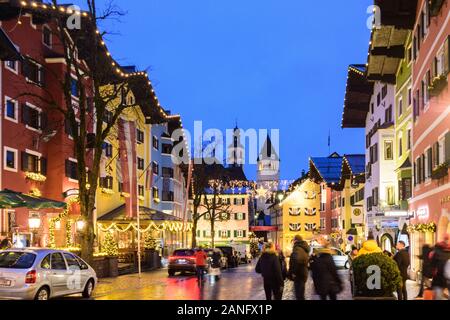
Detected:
[210,249,222,281]
[278,248,288,281]
[287,235,310,300]
[430,235,450,300]
[195,248,208,283]
[310,240,343,300]
[255,243,284,300]
[348,246,358,296]
[393,241,410,300]
[416,244,433,298]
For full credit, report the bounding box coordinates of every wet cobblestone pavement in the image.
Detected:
[84,261,420,300]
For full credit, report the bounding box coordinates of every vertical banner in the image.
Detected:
[118,119,138,219]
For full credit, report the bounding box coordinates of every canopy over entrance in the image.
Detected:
[0,189,67,210]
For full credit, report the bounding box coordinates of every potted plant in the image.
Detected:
[352,253,402,300]
[144,232,160,269]
[429,74,448,97]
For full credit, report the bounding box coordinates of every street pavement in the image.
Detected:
[85,262,420,300]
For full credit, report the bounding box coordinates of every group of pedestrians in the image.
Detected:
[416,235,450,300]
[255,232,450,300]
[255,235,342,300]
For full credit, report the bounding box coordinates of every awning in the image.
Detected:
[0,189,66,210]
[98,204,183,222]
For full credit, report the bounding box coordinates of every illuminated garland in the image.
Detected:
[66,219,74,247]
[101,188,115,195]
[144,232,157,250]
[25,172,47,182]
[407,222,437,234]
[97,221,193,233]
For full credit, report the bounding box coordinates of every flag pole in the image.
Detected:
[137,174,141,278]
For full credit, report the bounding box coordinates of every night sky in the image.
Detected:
[74,0,372,181]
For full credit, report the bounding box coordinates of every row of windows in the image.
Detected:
[414,134,449,185]
[288,207,317,216]
[198,230,247,238]
[203,197,246,206]
[289,223,317,232]
[3,148,47,175]
[203,212,246,221]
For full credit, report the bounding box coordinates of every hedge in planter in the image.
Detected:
[352,253,402,298]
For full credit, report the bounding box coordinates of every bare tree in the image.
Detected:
[200,180,233,248]
[13,0,163,263]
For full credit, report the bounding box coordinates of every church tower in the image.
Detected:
[227,125,244,167]
[257,134,280,183]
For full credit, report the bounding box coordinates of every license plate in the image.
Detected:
[177,259,187,264]
[0,279,11,287]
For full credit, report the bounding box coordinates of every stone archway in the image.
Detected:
[380,233,394,253]
[437,209,450,242]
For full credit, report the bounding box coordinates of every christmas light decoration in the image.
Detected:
[101,231,119,257]
[25,172,47,182]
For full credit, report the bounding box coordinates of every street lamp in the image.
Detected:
[28,213,41,247]
[76,219,85,231]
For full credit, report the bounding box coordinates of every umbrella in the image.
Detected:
[0,190,66,210]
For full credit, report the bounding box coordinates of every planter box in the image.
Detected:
[432,162,449,180]
[92,256,119,278]
[429,75,448,97]
[143,250,161,270]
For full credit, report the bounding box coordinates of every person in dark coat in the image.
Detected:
[277,247,288,281]
[393,241,410,300]
[288,235,310,300]
[255,243,284,300]
[430,235,450,300]
[310,241,343,300]
[416,244,433,298]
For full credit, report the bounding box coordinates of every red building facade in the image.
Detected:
[409,0,450,270]
[0,5,93,247]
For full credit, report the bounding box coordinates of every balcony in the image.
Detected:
[430,0,445,16]
[429,74,448,97]
[432,162,449,180]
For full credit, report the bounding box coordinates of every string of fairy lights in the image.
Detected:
[18,0,191,158]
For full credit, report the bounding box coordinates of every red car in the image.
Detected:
[168,249,196,276]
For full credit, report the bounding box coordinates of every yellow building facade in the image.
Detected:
[276,178,320,255]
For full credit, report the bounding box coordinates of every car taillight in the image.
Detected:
[25,270,37,284]
[189,257,196,264]
[168,256,176,262]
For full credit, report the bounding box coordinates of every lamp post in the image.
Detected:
[28,213,41,247]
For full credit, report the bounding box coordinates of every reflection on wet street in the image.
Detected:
[89,261,360,300]
[93,263,266,300]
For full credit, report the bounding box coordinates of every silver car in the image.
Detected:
[0,248,97,300]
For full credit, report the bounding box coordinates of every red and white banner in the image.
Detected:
[118,118,138,219]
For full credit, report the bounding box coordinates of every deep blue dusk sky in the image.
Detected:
[75,0,372,181]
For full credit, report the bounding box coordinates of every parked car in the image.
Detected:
[310,246,350,269]
[0,248,97,300]
[168,249,197,276]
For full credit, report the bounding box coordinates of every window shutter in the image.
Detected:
[428,148,433,178]
[234,213,238,220]
[445,132,450,162]
[21,152,28,171]
[21,104,29,125]
[40,157,47,175]
[203,231,206,237]
[196,230,200,237]
[445,37,450,74]
[242,213,246,221]
[40,112,48,130]
[227,230,231,237]
[233,198,237,205]
[65,159,71,177]
[234,230,237,238]
[243,230,246,238]
[38,67,45,87]
[242,198,245,205]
